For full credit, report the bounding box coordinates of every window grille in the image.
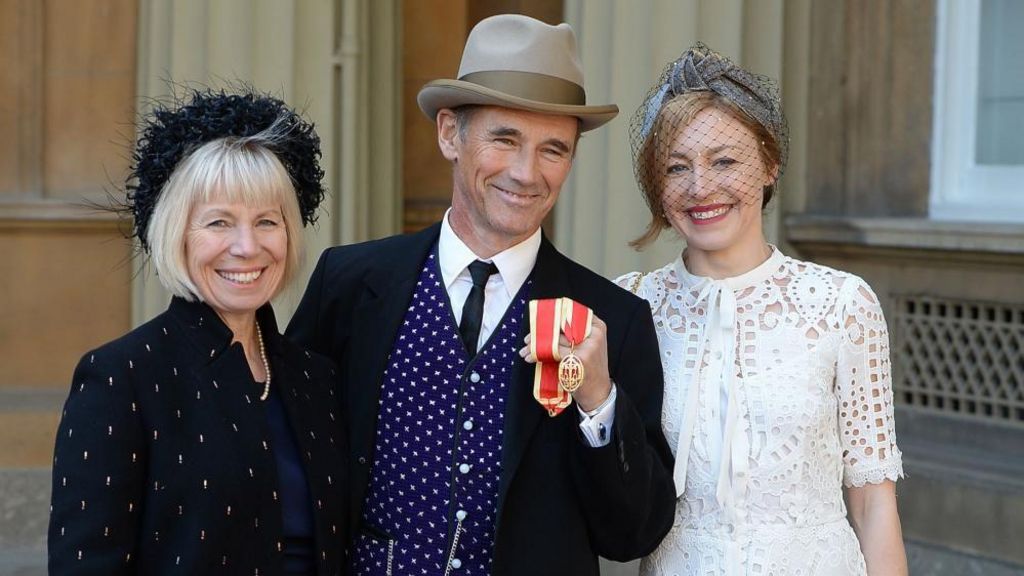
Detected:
[892,296,1024,425]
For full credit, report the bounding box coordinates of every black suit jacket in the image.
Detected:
[287,223,676,576]
[49,297,349,576]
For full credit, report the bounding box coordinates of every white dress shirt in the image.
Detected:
[438,210,616,447]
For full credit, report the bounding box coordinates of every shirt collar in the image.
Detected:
[438,208,541,298]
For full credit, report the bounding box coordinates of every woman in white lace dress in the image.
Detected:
[616,44,908,576]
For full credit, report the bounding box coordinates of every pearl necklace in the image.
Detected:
[256,323,271,401]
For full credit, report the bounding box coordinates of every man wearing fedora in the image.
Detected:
[288,13,675,576]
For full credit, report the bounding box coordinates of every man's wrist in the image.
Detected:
[580,383,616,417]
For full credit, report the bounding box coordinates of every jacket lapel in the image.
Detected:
[496,236,571,521]
[345,228,573,529]
[260,308,316,457]
[347,224,442,474]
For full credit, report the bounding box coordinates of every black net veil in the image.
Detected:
[628,43,788,247]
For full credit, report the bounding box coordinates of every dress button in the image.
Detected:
[451,558,463,569]
[463,420,473,431]
[469,372,481,383]
[456,509,467,521]
[357,456,367,465]
[715,351,723,360]
[459,463,471,474]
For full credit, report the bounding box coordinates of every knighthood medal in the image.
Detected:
[528,297,593,417]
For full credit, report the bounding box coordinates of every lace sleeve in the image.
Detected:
[836,277,904,487]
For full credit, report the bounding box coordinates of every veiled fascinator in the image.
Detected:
[126,87,325,252]
[628,43,789,248]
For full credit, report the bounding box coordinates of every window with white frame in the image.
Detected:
[931,0,1024,222]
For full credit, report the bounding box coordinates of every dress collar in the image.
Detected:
[438,208,541,299]
[672,245,785,292]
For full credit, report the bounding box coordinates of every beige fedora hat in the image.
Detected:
[417,14,618,132]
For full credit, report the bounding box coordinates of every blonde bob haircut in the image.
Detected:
[145,127,304,302]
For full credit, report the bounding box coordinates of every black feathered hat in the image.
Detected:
[127,87,325,252]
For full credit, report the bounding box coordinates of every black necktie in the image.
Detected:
[459,260,499,355]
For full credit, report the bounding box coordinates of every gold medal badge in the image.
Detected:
[557,351,585,393]
[557,299,592,393]
[528,298,593,416]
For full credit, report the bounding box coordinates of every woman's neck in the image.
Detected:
[683,236,772,280]
[219,311,257,345]
[217,311,267,381]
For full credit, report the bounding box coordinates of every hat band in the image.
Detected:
[459,71,586,106]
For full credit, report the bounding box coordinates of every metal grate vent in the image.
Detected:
[892,296,1024,425]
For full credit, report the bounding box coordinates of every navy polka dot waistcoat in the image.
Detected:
[352,251,530,576]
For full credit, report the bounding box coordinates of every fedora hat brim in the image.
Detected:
[418,79,618,133]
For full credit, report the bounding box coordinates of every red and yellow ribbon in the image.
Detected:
[528,298,593,417]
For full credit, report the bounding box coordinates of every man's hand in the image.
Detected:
[520,315,612,412]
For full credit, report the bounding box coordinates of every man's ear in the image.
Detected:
[437,109,460,162]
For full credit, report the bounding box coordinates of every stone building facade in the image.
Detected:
[1,1,1020,574]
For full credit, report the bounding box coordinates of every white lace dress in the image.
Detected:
[616,248,903,576]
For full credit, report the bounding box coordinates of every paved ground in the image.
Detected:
[0,469,49,576]
[0,550,46,576]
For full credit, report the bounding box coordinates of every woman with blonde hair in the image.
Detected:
[619,45,908,575]
[49,89,348,575]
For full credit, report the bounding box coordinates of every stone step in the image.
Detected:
[0,548,46,576]
[897,407,1024,569]
[0,388,65,468]
[0,390,61,573]
[906,538,1024,576]
[0,468,50,570]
